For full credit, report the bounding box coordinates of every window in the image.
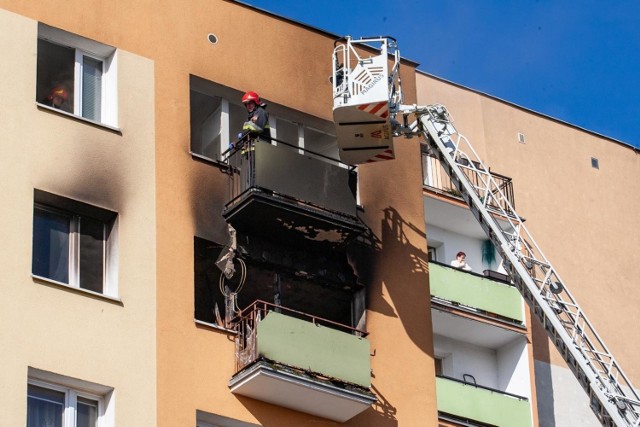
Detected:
[196,409,261,427]
[272,116,340,162]
[189,76,340,165]
[190,76,247,162]
[304,126,339,160]
[273,117,300,146]
[37,23,117,127]
[428,246,437,262]
[190,90,245,161]
[434,357,443,376]
[32,190,117,296]
[27,369,113,427]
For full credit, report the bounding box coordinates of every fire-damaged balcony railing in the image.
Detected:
[222,137,364,247]
[422,151,516,216]
[224,137,358,219]
[232,300,371,388]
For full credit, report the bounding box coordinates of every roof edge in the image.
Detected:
[227,0,420,67]
[417,70,639,154]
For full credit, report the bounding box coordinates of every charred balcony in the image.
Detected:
[223,138,365,249]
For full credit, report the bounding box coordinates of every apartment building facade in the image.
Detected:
[0,1,637,426]
[416,72,640,426]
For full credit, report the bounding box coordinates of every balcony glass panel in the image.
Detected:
[227,140,356,216]
[437,376,532,427]
[224,140,363,247]
[430,262,523,322]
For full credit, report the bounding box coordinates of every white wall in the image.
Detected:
[434,334,498,389]
[497,336,531,398]
[427,225,505,273]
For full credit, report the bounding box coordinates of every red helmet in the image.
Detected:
[48,86,68,102]
[241,91,260,105]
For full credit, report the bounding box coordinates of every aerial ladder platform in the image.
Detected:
[332,36,640,427]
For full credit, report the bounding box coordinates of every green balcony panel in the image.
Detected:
[437,377,532,427]
[257,312,371,388]
[429,262,523,322]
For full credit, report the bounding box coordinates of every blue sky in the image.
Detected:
[241,0,640,148]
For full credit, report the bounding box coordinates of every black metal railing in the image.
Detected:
[422,153,516,214]
[437,374,529,401]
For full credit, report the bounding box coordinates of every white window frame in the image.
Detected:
[38,23,118,127]
[220,99,231,157]
[271,116,345,165]
[32,191,119,299]
[27,378,109,427]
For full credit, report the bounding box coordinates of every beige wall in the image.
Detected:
[0,1,438,425]
[0,8,156,426]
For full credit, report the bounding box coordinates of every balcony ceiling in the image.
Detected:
[424,196,514,239]
[431,307,524,349]
[229,362,376,422]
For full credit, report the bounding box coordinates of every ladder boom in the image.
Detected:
[329,35,639,426]
[414,104,640,427]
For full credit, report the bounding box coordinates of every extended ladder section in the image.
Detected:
[414,104,640,427]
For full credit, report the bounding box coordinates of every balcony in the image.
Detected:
[422,151,516,217]
[229,301,375,422]
[430,262,523,323]
[436,376,532,427]
[223,139,365,249]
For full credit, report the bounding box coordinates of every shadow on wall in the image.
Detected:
[532,320,556,427]
[350,206,432,357]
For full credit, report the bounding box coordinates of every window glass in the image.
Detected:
[36,39,74,114]
[36,25,116,126]
[190,91,223,159]
[304,127,338,159]
[428,246,437,262]
[32,192,115,295]
[275,118,298,145]
[79,217,105,293]
[229,102,246,143]
[434,358,443,376]
[77,396,99,427]
[81,56,103,121]
[27,384,64,427]
[33,208,71,284]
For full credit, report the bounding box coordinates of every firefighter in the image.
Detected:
[241,91,271,142]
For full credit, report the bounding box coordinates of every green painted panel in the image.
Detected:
[257,312,371,388]
[430,262,523,321]
[436,377,532,427]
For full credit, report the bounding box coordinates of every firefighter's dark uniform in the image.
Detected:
[242,103,271,142]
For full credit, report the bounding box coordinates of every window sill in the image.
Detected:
[190,151,231,170]
[36,102,122,134]
[194,319,237,335]
[32,274,122,305]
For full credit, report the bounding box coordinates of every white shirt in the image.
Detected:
[451,259,472,271]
